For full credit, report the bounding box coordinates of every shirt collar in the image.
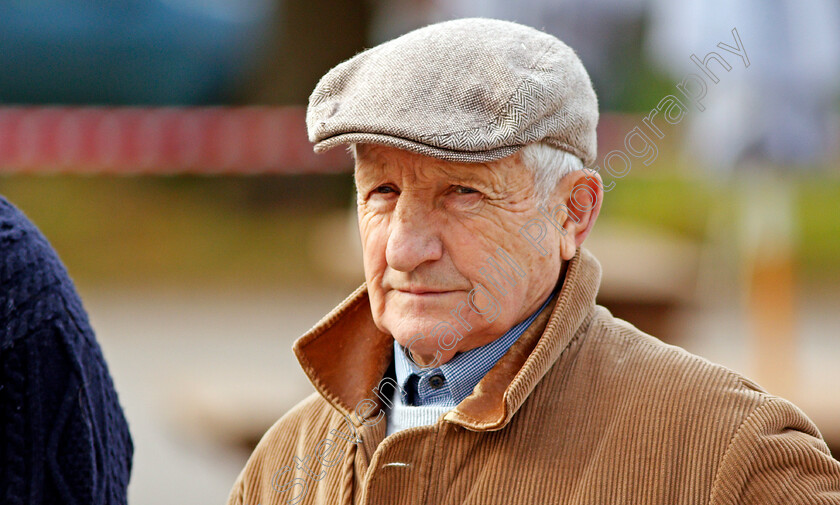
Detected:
[393,291,556,407]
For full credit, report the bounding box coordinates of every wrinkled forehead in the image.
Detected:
[353,143,524,188]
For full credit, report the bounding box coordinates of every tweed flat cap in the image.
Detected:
[306,18,599,166]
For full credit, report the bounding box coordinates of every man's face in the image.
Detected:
[354,144,566,367]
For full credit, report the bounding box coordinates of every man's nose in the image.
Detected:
[385,196,443,272]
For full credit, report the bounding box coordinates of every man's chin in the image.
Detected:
[390,332,456,368]
[388,319,454,352]
[388,321,446,345]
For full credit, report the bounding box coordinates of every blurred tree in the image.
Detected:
[234,0,371,105]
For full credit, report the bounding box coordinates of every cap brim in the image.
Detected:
[314,133,522,164]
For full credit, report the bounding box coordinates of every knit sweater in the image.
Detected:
[385,397,450,436]
[0,195,133,505]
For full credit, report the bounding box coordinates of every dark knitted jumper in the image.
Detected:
[0,195,132,505]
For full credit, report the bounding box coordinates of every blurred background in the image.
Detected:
[1,0,838,503]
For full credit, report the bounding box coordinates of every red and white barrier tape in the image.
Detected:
[0,106,351,174]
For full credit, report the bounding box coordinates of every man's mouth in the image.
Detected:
[397,288,453,295]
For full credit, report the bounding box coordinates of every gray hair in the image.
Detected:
[519,142,583,207]
[348,142,582,207]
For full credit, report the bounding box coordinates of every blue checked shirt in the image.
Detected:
[393,292,556,407]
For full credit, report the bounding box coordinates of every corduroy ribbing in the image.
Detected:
[229,247,840,505]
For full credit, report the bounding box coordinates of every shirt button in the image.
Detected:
[428,374,445,389]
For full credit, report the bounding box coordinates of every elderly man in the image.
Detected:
[228,18,840,505]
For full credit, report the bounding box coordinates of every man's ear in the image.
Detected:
[557,170,604,260]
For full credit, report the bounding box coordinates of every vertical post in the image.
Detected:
[739,171,798,398]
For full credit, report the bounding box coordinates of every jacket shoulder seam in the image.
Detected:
[708,396,779,503]
[593,311,768,396]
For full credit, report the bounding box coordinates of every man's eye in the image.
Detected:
[453,185,478,195]
[374,185,397,194]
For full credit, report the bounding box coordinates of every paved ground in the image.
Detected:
[80,282,840,505]
[82,285,349,505]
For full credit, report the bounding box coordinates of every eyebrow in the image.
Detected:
[438,164,501,191]
[354,155,501,192]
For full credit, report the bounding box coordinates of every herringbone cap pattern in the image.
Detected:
[306,18,599,165]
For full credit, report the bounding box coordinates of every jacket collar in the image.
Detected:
[292,246,602,431]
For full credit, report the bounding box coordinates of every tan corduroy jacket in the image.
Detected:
[227,247,840,505]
